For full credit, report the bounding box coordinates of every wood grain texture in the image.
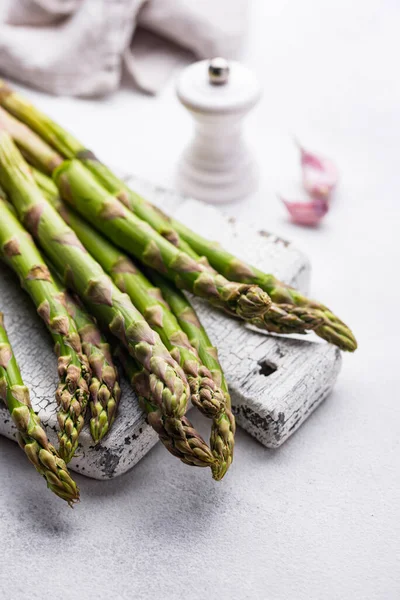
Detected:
[0,175,341,479]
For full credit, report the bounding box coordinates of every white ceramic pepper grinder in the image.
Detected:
[176,57,261,204]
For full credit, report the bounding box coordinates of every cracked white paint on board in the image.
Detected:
[0,176,341,479]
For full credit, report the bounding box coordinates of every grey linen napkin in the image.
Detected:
[0,0,248,96]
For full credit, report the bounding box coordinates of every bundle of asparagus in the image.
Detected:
[0,197,90,463]
[30,173,234,479]
[0,81,357,504]
[0,83,356,349]
[0,133,218,479]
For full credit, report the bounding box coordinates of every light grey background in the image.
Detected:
[0,1,399,599]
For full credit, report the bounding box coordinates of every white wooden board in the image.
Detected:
[0,175,341,479]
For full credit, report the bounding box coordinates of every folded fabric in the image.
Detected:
[0,0,248,97]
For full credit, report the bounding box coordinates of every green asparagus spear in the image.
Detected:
[0,132,215,470]
[0,105,63,174]
[0,311,79,504]
[0,199,90,462]
[164,220,357,351]
[150,274,236,480]
[114,346,215,468]
[52,274,121,443]
[32,178,234,478]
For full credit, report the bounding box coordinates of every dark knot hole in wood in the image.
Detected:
[258,360,278,377]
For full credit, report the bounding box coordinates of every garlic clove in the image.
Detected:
[299,144,338,200]
[280,195,329,226]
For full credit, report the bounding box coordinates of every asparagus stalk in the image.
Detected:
[0,198,90,462]
[52,159,271,322]
[77,151,201,258]
[0,82,354,348]
[33,178,234,478]
[32,169,326,342]
[52,274,121,443]
[0,80,198,256]
[114,346,215,468]
[150,274,236,480]
[165,220,357,351]
[0,132,216,471]
[0,81,82,158]
[0,105,63,174]
[149,275,229,395]
[0,312,79,504]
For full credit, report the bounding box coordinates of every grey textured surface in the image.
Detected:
[0,177,341,479]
